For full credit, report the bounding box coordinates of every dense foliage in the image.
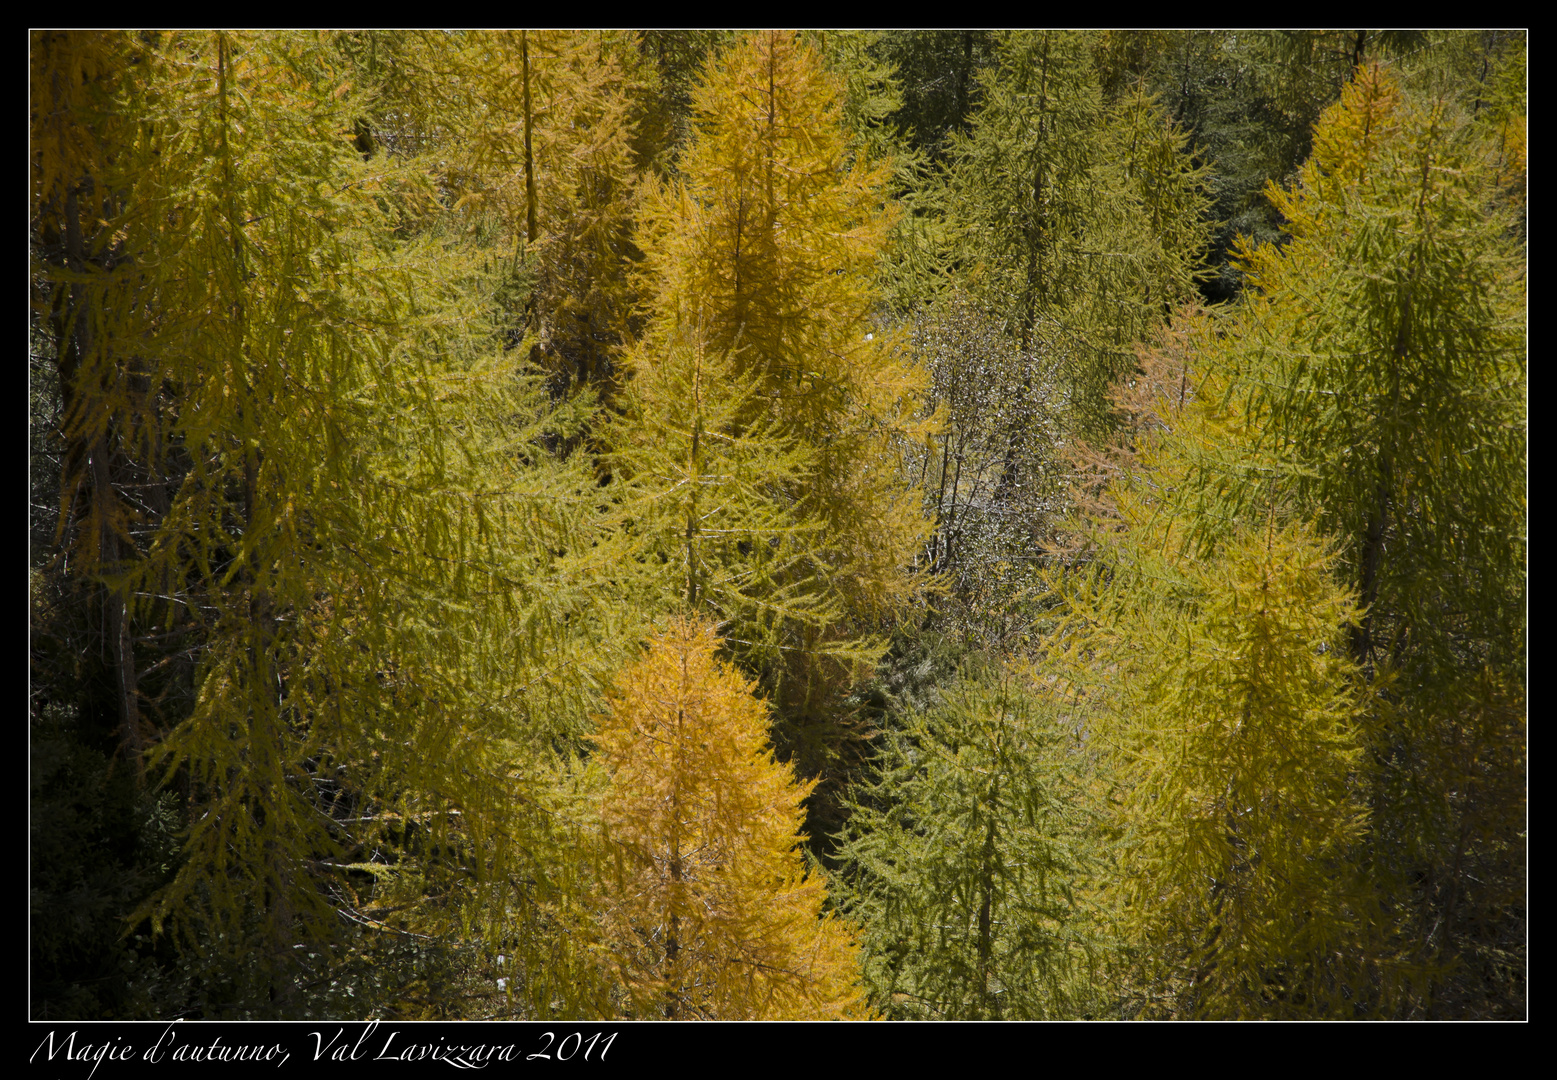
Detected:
[31,29,1523,1020]
[593,618,868,1019]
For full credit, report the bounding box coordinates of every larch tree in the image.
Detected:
[34,26,1522,1026]
[888,30,1211,642]
[592,618,870,1020]
[1058,61,1525,1018]
[868,30,996,167]
[32,29,632,1018]
[1069,520,1387,1017]
[837,667,1101,1019]
[627,29,927,625]
[1053,319,1395,1018]
[626,30,735,180]
[515,30,643,395]
[32,35,189,1018]
[1195,65,1527,1016]
[343,30,643,398]
[611,320,842,664]
[32,29,153,776]
[613,30,930,824]
[946,30,1210,446]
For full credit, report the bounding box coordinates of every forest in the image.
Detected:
[30,29,1525,1021]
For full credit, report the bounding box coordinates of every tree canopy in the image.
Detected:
[32,30,1523,1021]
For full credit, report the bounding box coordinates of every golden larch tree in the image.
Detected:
[593,618,870,1020]
[614,31,930,820]
[625,29,928,636]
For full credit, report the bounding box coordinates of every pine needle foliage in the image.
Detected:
[1069,517,1388,1018]
[1050,324,1406,1015]
[611,322,855,672]
[346,30,644,396]
[591,618,871,1020]
[944,30,1211,444]
[1055,62,1525,1017]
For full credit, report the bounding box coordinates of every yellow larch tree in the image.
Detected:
[623,29,928,641]
[345,29,643,395]
[614,32,930,820]
[31,29,636,1017]
[592,618,870,1020]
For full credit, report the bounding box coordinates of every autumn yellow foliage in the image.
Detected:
[593,618,870,1020]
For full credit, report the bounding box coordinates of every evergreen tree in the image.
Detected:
[946,30,1210,445]
[1060,62,1525,1018]
[592,618,869,1020]
[343,30,643,397]
[1053,314,1399,1017]
[629,29,926,625]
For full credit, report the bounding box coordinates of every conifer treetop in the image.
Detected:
[594,617,871,1020]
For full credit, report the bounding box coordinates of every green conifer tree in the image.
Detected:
[1196,65,1527,1016]
[1058,62,1525,1017]
[838,667,1100,1019]
[945,30,1210,444]
[611,321,845,667]
[1053,316,1396,1016]
[1073,519,1384,1017]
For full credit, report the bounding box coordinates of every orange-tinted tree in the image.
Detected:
[592,618,869,1019]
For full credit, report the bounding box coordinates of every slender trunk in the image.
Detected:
[766,31,776,213]
[929,433,952,570]
[976,796,997,1017]
[1353,239,1414,666]
[523,30,537,248]
[956,31,974,130]
[1022,31,1055,352]
[61,164,143,766]
[686,355,701,608]
[664,703,685,1019]
[95,443,141,761]
[1351,480,1389,663]
[221,33,290,1008]
[943,445,966,574]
